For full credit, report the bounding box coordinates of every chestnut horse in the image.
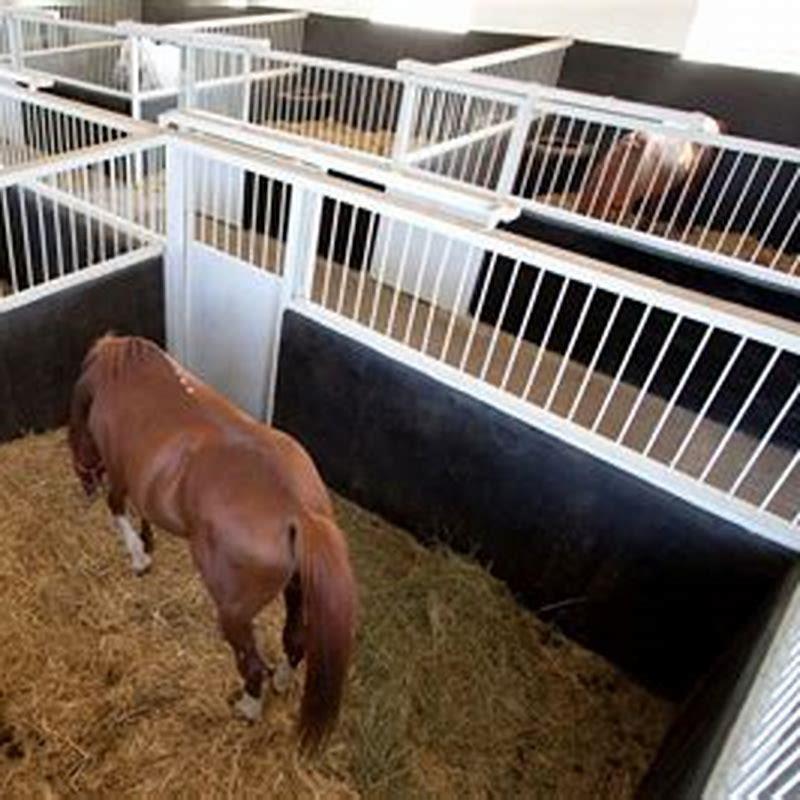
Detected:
[577,114,724,220]
[68,335,356,752]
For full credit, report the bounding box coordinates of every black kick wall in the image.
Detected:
[0,257,165,443]
[274,311,795,699]
[638,564,800,798]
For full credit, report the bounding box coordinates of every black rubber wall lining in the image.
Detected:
[638,564,800,799]
[0,257,164,443]
[273,311,795,699]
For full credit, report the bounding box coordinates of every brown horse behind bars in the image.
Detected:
[68,334,356,752]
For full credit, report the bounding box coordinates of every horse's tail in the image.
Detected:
[293,509,356,753]
[68,341,107,495]
[67,371,99,495]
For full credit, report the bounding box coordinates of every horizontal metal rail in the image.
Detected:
[0,132,167,191]
[439,38,574,72]
[0,243,163,312]
[114,21,272,57]
[168,11,307,32]
[162,108,518,228]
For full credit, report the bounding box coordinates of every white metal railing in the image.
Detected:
[188,47,407,160]
[167,133,800,551]
[438,38,573,85]
[173,44,799,295]
[0,133,165,308]
[168,11,306,53]
[0,80,151,169]
[160,107,518,230]
[0,11,303,122]
[401,61,800,294]
[507,91,800,294]
[703,574,800,798]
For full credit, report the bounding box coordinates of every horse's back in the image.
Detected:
[83,336,333,532]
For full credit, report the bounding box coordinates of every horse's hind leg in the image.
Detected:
[219,612,268,722]
[107,486,151,576]
[140,519,154,555]
[274,571,304,694]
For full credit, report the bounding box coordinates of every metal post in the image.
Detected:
[262,185,323,422]
[128,34,146,184]
[496,92,537,196]
[164,139,192,362]
[391,76,419,164]
[240,51,252,123]
[179,44,197,109]
[128,35,141,121]
[7,15,23,71]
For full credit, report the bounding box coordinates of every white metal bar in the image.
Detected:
[616,314,682,445]
[729,383,800,498]
[404,117,516,166]
[643,325,714,457]
[759,451,800,512]
[699,348,782,484]
[544,283,598,411]
[439,39,574,72]
[168,11,307,32]
[591,305,653,432]
[567,294,625,421]
[522,275,570,401]
[479,257,522,381]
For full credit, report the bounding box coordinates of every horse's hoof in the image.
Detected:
[272,661,293,694]
[233,691,263,723]
[132,554,152,576]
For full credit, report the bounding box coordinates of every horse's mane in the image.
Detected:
[83,334,164,387]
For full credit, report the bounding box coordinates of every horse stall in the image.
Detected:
[162,42,799,354]
[0,8,306,121]
[0,114,796,796]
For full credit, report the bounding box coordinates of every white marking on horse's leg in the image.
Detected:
[272,659,293,694]
[234,690,263,722]
[114,515,152,575]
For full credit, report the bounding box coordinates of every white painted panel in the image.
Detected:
[197,160,244,226]
[184,241,282,419]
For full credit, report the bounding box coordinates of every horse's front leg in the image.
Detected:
[107,487,152,576]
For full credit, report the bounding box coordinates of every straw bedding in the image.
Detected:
[0,430,672,798]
